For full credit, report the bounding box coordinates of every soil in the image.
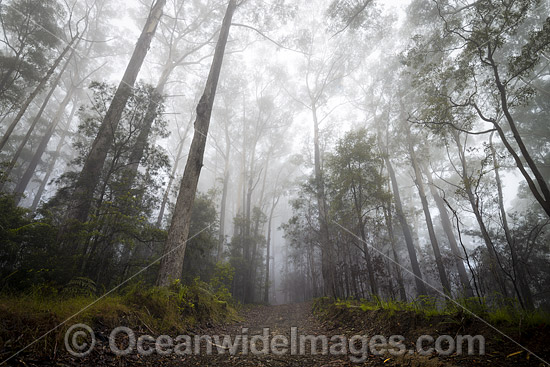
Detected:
[4,302,550,366]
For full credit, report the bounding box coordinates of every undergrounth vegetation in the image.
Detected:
[313,298,550,366]
[0,279,239,362]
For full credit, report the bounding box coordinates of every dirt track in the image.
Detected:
[10,302,547,366]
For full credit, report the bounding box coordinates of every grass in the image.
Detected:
[318,295,550,329]
[0,278,239,360]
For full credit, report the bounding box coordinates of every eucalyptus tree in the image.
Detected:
[117,0,224,196]
[399,108,452,296]
[0,0,64,114]
[41,81,170,282]
[157,0,238,287]
[13,0,116,207]
[0,0,87,154]
[361,68,428,297]
[488,132,534,309]
[326,128,387,297]
[284,2,362,297]
[64,0,167,227]
[406,0,550,217]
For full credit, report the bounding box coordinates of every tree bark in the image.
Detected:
[65,0,166,225]
[156,0,237,287]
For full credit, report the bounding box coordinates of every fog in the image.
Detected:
[1,0,549,313]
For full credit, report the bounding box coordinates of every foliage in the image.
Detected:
[40,81,171,287]
[0,193,64,291]
[180,193,220,283]
[0,0,64,109]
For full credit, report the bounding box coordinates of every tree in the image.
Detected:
[0,0,63,112]
[408,0,550,217]
[403,117,452,295]
[327,128,387,297]
[64,0,167,226]
[156,0,238,287]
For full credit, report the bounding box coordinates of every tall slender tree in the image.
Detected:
[157,0,238,287]
[64,0,167,226]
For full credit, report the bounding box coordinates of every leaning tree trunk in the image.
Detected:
[486,49,550,218]
[65,0,166,225]
[0,36,79,153]
[3,45,77,192]
[156,117,193,227]
[118,61,176,198]
[156,0,237,287]
[31,102,78,211]
[13,82,77,204]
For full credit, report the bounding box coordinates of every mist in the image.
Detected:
[1,0,550,364]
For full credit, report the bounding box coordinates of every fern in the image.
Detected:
[61,277,97,297]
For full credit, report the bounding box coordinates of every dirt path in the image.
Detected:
[17,302,479,366]
[179,302,353,366]
[8,301,548,366]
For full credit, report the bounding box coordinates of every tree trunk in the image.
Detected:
[3,45,77,192]
[65,0,166,225]
[156,0,237,287]
[406,127,451,295]
[312,103,336,298]
[486,47,550,217]
[118,62,176,197]
[350,183,378,296]
[489,132,534,310]
[31,102,78,211]
[452,130,509,297]
[264,195,280,303]
[422,163,474,298]
[382,200,407,301]
[13,82,77,204]
[384,154,427,296]
[217,127,230,262]
[156,118,193,227]
[0,36,78,153]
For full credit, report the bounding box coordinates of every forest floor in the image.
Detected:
[6,301,549,366]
